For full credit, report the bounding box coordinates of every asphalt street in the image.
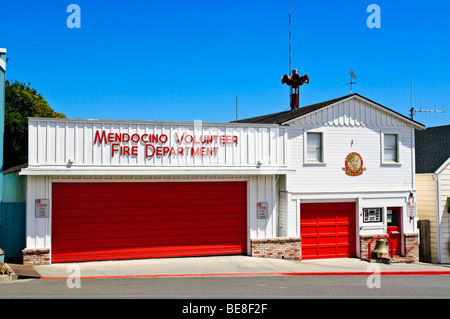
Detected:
[2,274,450,298]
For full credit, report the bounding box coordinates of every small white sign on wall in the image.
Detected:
[257,202,268,219]
[35,199,50,218]
[406,202,416,218]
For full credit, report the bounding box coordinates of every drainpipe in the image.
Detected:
[411,127,415,192]
[432,173,442,263]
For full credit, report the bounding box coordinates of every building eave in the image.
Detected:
[19,166,296,176]
[435,157,450,176]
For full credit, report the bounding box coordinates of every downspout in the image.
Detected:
[410,127,416,237]
[411,128,415,193]
[432,173,442,263]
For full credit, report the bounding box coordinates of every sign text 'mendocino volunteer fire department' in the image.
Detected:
[93,130,239,158]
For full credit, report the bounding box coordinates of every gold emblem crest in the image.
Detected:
[342,152,366,176]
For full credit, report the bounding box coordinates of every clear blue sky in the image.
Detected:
[1,0,449,127]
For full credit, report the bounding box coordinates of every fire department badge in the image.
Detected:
[342,152,366,176]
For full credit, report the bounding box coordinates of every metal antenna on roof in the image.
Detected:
[281,1,309,110]
[410,77,413,116]
[236,96,238,121]
[411,103,445,120]
[409,77,445,120]
[347,69,356,94]
[289,0,292,96]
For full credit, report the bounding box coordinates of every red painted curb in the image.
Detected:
[41,270,450,279]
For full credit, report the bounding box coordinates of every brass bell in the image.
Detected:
[372,239,389,256]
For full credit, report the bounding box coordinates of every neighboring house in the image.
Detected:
[1,164,27,260]
[19,93,426,264]
[415,125,450,264]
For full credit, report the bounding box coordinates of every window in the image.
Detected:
[383,134,399,163]
[304,130,326,164]
[306,132,323,162]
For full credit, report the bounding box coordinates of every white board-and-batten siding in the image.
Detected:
[24,118,287,250]
[285,98,417,193]
[276,97,423,240]
[23,95,425,254]
[27,119,288,169]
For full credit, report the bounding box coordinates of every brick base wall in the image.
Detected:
[404,233,419,262]
[251,237,301,260]
[360,234,387,261]
[360,233,419,262]
[22,248,51,265]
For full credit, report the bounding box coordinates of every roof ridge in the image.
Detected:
[231,109,290,124]
[232,93,356,124]
[232,93,424,128]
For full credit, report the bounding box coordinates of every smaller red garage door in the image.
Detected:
[300,202,356,259]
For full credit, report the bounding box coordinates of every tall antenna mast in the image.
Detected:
[410,77,413,112]
[409,77,414,119]
[281,0,309,109]
[289,0,292,96]
[236,96,238,121]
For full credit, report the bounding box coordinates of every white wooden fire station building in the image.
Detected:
[19,93,425,264]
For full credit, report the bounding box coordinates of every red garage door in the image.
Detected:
[51,181,248,263]
[300,202,356,259]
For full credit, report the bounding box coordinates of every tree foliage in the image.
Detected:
[4,80,66,170]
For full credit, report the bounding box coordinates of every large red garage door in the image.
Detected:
[300,202,356,259]
[51,181,248,263]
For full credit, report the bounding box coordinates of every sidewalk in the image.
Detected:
[18,255,450,279]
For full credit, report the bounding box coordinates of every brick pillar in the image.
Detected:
[22,248,51,265]
[251,237,302,260]
[404,233,419,263]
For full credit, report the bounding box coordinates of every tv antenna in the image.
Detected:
[409,77,445,120]
[347,69,356,94]
[410,103,445,121]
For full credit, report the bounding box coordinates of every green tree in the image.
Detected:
[4,80,65,170]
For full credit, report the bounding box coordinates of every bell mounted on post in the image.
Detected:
[372,238,390,258]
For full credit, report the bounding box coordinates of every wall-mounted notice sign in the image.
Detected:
[35,199,50,218]
[406,202,416,218]
[363,208,382,223]
[257,202,268,219]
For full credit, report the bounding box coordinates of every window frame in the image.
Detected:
[381,131,401,165]
[304,130,326,165]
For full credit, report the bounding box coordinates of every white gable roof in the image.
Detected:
[282,94,425,129]
[234,94,426,130]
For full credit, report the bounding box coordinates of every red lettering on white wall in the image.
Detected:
[94,129,237,159]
